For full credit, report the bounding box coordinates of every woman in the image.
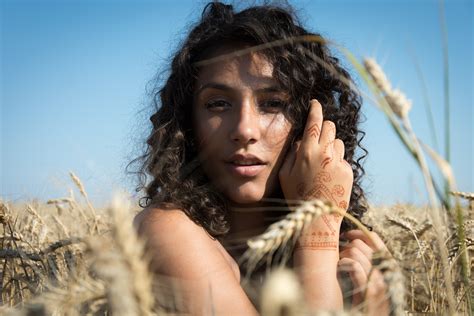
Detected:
[133,2,388,314]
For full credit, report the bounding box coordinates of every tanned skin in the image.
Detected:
[135,60,389,314]
[279,100,352,309]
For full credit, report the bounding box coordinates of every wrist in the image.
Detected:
[294,215,341,252]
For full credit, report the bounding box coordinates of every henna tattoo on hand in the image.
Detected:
[332,185,345,197]
[307,123,321,139]
[301,181,345,233]
[314,171,332,183]
[295,230,338,250]
[327,123,336,139]
[322,214,337,235]
[295,241,338,250]
[320,141,334,169]
[323,140,334,155]
[321,157,332,169]
[338,200,348,209]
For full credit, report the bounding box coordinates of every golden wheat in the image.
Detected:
[1,175,472,315]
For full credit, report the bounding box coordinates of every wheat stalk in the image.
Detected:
[108,194,154,316]
[87,193,154,316]
[372,251,406,316]
[386,215,432,237]
[361,56,461,313]
[363,58,412,120]
[239,200,341,278]
[29,273,105,315]
[450,191,474,200]
[52,215,70,239]
[240,199,406,314]
[69,172,97,219]
[47,197,88,223]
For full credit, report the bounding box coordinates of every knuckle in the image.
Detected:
[320,150,332,160]
[347,258,360,271]
[352,238,366,249]
[339,248,350,259]
[309,109,321,122]
[300,150,313,163]
[348,246,362,259]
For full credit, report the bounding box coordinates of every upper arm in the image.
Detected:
[134,208,258,316]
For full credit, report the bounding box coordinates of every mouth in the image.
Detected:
[225,154,267,177]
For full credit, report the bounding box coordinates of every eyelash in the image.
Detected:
[205,100,231,111]
[205,99,287,113]
[260,99,288,112]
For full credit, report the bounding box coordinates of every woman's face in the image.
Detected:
[193,47,293,205]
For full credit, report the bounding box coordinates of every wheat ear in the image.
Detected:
[239,200,340,278]
[363,58,412,120]
[88,193,154,316]
[69,171,97,218]
[260,268,306,316]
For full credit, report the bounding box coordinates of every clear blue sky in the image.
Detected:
[1,0,472,206]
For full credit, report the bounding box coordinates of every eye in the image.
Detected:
[205,99,231,112]
[259,99,288,113]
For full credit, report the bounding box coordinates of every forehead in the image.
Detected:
[195,46,276,87]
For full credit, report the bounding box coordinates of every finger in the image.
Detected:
[339,246,372,275]
[338,257,367,306]
[299,99,323,153]
[319,120,336,148]
[366,269,390,315]
[341,238,374,261]
[343,230,387,251]
[333,139,345,162]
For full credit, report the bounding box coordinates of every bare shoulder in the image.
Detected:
[133,207,255,314]
[134,206,196,236]
[133,206,212,251]
[133,206,240,281]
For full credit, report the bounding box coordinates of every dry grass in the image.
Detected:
[1,176,472,315]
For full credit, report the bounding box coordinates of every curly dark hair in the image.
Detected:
[130,1,368,238]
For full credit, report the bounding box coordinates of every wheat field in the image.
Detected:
[1,39,472,316]
[0,171,472,315]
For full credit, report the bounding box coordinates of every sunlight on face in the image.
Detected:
[193,46,292,205]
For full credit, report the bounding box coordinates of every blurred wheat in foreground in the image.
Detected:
[0,173,472,315]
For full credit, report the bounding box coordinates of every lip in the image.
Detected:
[224,153,267,177]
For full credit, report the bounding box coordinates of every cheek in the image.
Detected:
[261,114,292,148]
[195,116,223,151]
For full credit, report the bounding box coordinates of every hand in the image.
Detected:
[338,230,390,314]
[279,99,354,249]
[279,99,353,208]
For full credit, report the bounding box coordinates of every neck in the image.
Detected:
[221,204,266,259]
[228,205,267,237]
[222,199,290,254]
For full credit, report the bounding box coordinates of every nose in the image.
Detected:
[229,98,260,145]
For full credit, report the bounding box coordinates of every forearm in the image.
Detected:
[293,216,343,311]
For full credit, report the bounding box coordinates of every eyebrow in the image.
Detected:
[195,83,285,96]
